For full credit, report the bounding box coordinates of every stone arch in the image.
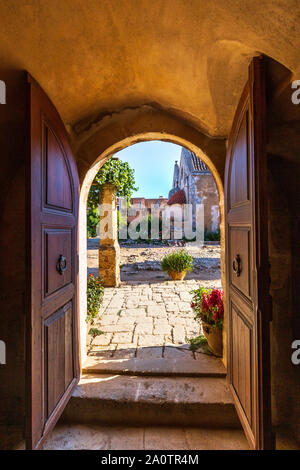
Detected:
[76,108,227,365]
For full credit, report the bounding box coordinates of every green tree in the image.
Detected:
[87,206,99,238]
[87,157,138,237]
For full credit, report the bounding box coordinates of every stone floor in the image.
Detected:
[42,424,249,450]
[91,281,198,351]
[88,240,222,359]
[89,280,222,356]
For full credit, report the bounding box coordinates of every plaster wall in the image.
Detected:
[1,1,300,138]
[0,71,27,448]
[263,58,300,442]
[267,126,300,442]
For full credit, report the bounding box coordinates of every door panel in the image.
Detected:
[44,121,73,211]
[229,112,249,206]
[44,302,74,418]
[225,57,273,449]
[229,227,251,297]
[231,304,252,426]
[26,75,80,450]
[44,228,72,297]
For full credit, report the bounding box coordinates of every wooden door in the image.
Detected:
[26,75,80,449]
[225,57,273,449]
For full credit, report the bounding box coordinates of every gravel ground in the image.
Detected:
[88,238,221,283]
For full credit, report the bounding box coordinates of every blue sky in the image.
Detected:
[115,141,182,198]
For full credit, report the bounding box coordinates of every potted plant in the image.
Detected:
[190,287,224,356]
[161,249,193,280]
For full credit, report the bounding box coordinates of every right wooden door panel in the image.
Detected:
[226,89,256,444]
[225,57,273,450]
[231,302,253,426]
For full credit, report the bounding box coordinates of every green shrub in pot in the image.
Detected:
[161,249,193,280]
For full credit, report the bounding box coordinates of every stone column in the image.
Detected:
[98,183,120,287]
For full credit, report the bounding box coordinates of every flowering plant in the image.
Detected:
[87,274,104,324]
[191,287,224,329]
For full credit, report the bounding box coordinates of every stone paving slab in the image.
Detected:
[136,347,163,359]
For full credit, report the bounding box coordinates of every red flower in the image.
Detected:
[191,302,195,308]
[202,296,209,311]
[198,288,224,322]
[218,302,224,319]
[210,289,219,304]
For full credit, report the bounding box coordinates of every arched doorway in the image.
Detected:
[78,133,226,367]
[25,57,277,450]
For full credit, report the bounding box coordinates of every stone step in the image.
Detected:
[61,374,240,428]
[42,423,249,450]
[83,346,226,377]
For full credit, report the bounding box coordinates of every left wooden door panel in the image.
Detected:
[44,302,74,419]
[26,75,80,450]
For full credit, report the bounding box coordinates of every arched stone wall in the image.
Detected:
[74,106,226,184]
[75,109,227,366]
[55,58,300,446]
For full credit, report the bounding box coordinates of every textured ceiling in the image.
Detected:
[0,0,299,137]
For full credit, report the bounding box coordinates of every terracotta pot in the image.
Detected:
[202,321,223,356]
[169,270,186,280]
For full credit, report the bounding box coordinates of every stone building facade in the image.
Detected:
[168,147,220,233]
[117,196,168,224]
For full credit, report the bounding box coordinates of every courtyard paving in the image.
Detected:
[90,280,202,353]
[87,241,222,360]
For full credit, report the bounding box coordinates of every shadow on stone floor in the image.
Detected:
[84,345,224,377]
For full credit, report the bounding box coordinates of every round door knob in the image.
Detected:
[56,255,67,275]
[232,254,241,277]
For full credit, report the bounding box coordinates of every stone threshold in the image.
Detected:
[61,374,239,428]
[42,423,249,450]
[83,346,226,377]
